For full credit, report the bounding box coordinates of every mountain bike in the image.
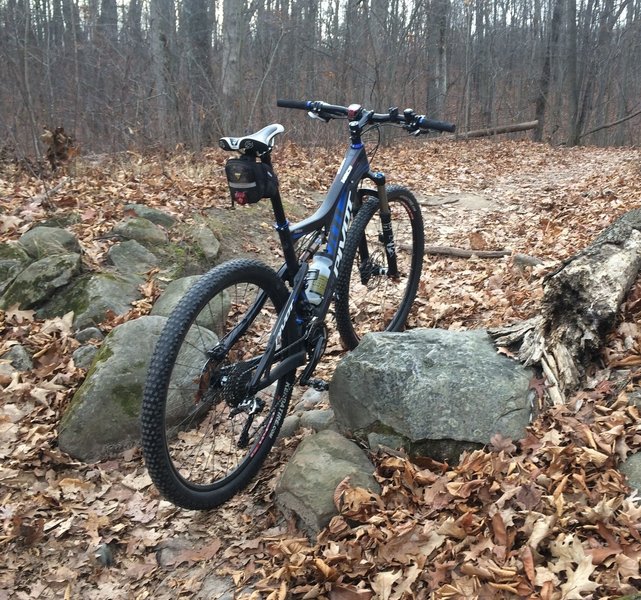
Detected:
[140,99,455,509]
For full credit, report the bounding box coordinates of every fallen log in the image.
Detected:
[423,245,544,265]
[424,245,509,259]
[491,209,641,404]
[451,120,539,140]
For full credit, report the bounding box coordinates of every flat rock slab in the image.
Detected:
[275,430,380,537]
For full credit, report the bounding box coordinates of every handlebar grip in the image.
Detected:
[417,117,456,133]
[277,99,310,110]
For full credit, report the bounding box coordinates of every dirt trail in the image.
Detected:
[2,140,641,599]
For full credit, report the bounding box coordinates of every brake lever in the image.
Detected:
[308,111,330,123]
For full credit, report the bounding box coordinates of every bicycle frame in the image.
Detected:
[214,140,386,396]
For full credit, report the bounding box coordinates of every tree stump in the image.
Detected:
[491,209,641,404]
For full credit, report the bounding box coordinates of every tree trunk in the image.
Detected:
[566,0,580,145]
[150,0,177,146]
[221,0,244,132]
[533,0,562,142]
[426,0,449,118]
[491,209,641,404]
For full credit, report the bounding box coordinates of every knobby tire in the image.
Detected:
[335,185,424,349]
[140,259,296,510]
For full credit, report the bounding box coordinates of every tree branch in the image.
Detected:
[579,107,641,140]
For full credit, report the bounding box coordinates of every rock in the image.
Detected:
[72,345,99,370]
[192,225,221,261]
[620,452,641,493]
[107,240,159,275]
[275,430,380,537]
[367,432,406,451]
[330,329,533,464]
[278,415,301,440]
[155,538,193,568]
[123,204,176,228]
[113,217,168,246]
[0,344,33,371]
[38,272,142,329]
[18,226,81,259]
[293,388,327,413]
[58,315,217,461]
[0,253,82,310]
[75,327,104,343]
[300,409,336,432]
[0,242,31,295]
[150,276,230,336]
[0,362,14,378]
[196,574,235,600]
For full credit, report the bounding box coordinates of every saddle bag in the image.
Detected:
[225,156,278,206]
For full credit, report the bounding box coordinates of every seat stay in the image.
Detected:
[219,124,285,154]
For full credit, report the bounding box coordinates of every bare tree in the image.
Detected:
[150,0,178,146]
[533,0,563,142]
[1,0,641,153]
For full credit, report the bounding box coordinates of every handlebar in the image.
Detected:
[276,98,456,134]
[417,117,456,133]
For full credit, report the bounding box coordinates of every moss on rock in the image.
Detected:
[0,253,82,310]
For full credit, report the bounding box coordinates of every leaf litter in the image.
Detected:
[1,139,641,598]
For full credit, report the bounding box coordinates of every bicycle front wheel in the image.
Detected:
[141,259,296,510]
[335,185,424,349]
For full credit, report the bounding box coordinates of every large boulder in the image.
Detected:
[18,226,81,259]
[123,204,176,228]
[38,272,142,329]
[330,329,534,463]
[107,240,159,275]
[191,225,221,262]
[275,430,380,537]
[0,242,31,294]
[0,253,82,310]
[150,275,230,336]
[58,315,218,460]
[113,217,168,246]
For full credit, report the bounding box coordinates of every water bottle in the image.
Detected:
[305,253,332,305]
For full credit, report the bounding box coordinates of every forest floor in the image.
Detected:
[2,136,641,599]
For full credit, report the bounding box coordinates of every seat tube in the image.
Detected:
[270,191,299,279]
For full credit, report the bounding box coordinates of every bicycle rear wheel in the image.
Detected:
[335,185,424,349]
[141,259,296,509]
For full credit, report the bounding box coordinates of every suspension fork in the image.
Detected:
[367,171,399,278]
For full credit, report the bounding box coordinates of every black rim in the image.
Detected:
[159,279,286,491]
